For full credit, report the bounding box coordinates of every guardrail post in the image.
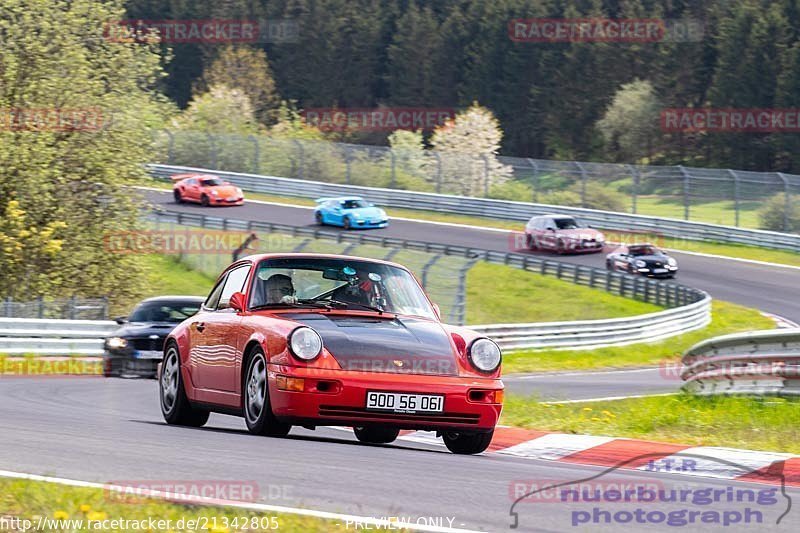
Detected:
[629,165,639,214]
[420,254,441,288]
[588,268,596,288]
[249,135,260,174]
[777,172,791,232]
[728,169,740,227]
[644,280,651,303]
[679,165,690,220]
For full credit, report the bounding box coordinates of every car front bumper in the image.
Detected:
[103,350,161,377]
[209,196,244,206]
[349,220,389,229]
[636,266,678,278]
[268,365,503,432]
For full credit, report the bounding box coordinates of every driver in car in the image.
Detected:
[263,274,297,305]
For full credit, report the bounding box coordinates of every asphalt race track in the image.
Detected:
[144,190,800,325]
[1,377,798,532]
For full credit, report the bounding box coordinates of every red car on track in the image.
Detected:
[159,253,504,454]
[172,173,244,206]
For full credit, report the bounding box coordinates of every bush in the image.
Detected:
[535,182,626,212]
[758,193,800,233]
[489,180,534,201]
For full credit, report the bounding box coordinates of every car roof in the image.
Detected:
[532,213,575,219]
[235,252,407,271]
[138,295,206,304]
[628,243,656,248]
[316,196,365,203]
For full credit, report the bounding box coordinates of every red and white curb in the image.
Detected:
[339,426,800,487]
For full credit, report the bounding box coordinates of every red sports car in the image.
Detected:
[172,173,244,206]
[159,253,504,454]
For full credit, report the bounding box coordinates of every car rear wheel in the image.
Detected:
[442,430,494,455]
[354,426,400,444]
[315,211,324,225]
[343,216,351,230]
[200,194,210,207]
[160,343,209,427]
[244,348,292,437]
[556,239,566,254]
[525,233,538,251]
[173,190,183,204]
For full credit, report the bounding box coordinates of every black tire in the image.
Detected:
[556,239,566,254]
[160,343,209,427]
[343,216,351,230]
[243,347,292,437]
[315,211,324,225]
[606,260,614,271]
[354,426,400,444]
[526,233,538,251]
[200,194,210,207]
[443,430,494,455]
[173,189,183,204]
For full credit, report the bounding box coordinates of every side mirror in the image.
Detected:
[114,316,127,325]
[547,227,556,231]
[432,303,441,319]
[229,292,246,312]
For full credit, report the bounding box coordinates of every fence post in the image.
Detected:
[728,169,740,227]
[575,161,587,208]
[679,165,690,220]
[345,146,352,185]
[207,132,218,169]
[482,154,490,198]
[249,135,260,174]
[4,297,12,318]
[390,150,397,188]
[434,152,443,193]
[294,140,304,180]
[777,173,791,232]
[629,165,639,214]
[37,296,44,319]
[69,296,77,320]
[101,296,109,319]
[527,158,539,202]
[420,254,441,288]
[164,130,175,164]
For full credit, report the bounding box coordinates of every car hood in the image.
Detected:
[283,313,457,375]
[345,206,385,219]
[110,322,179,338]
[632,254,671,264]
[208,185,240,196]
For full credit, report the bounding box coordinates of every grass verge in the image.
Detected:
[500,394,800,454]
[501,300,775,373]
[0,477,341,532]
[466,262,661,324]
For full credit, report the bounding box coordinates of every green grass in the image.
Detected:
[634,196,761,229]
[500,394,800,454]
[142,179,800,268]
[465,262,662,324]
[0,477,345,532]
[502,300,775,373]
[141,254,216,297]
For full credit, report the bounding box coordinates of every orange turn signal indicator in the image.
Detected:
[276,375,305,392]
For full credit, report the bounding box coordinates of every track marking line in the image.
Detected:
[539,393,677,404]
[0,470,479,533]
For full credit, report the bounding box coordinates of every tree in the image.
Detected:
[0,0,168,306]
[198,46,281,126]
[430,103,512,196]
[596,79,662,163]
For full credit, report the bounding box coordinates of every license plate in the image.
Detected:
[653,268,667,274]
[366,391,444,414]
[135,350,163,360]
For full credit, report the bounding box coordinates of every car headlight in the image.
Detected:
[667,257,677,266]
[596,233,605,242]
[352,213,362,218]
[106,337,127,350]
[635,260,647,268]
[235,188,243,195]
[211,190,219,196]
[289,327,323,361]
[468,338,502,373]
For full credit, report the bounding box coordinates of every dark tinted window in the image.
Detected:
[128,301,201,323]
[554,217,584,229]
[342,199,367,209]
[201,178,225,187]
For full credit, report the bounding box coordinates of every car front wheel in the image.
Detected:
[354,426,400,444]
[443,430,494,455]
[244,347,292,437]
[343,216,351,230]
[200,194,210,207]
[315,212,324,225]
[173,190,183,204]
[160,343,209,427]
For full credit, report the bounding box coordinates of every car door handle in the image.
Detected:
[194,322,206,332]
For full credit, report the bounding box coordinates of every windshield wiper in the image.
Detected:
[299,298,386,314]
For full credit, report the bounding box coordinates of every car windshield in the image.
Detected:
[342,199,368,209]
[629,246,659,256]
[250,257,436,319]
[554,217,585,230]
[201,178,225,187]
[128,301,201,323]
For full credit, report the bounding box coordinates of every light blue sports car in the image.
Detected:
[314,196,389,229]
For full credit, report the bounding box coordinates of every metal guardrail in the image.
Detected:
[148,164,800,253]
[473,297,711,351]
[150,209,711,351]
[681,329,800,396]
[0,317,117,356]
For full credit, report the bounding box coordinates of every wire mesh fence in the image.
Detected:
[154,131,800,233]
[0,297,109,320]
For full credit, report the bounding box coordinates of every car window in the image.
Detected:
[554,217,583,229]
[218,265,250,310]
[203,276,226,310]
[129,302,201,323]
[186,178,196,186]
[342,199,367,209]
[201,178,224,187]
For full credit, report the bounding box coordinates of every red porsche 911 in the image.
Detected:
[159,253,504,454]
[171,173,244,206]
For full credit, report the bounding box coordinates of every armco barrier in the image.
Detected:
[148,164,800,253]
[0,317,117,356]
[149,209,712,351]
[681,329,800,396]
